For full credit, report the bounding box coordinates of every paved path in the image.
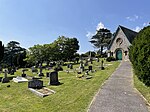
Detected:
[88,61,149,112]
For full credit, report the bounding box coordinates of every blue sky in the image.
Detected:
[0,0,149,53]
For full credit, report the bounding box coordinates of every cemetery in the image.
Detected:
[0,24,149,111]
[0,58,119,111]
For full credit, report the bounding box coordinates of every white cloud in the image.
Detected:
[86,22,105,39]
[126,15,140,21]
[133,22,149,32]
[96,22,105,30]
[143,22,149,27]
[86,31,95,39]
[134,26,141,32]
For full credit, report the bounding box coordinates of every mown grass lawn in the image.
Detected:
[0,61,119,112]
[134,75,150,104]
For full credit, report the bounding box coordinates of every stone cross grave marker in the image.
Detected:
[2,69,9,83]
[79,63,84,72]
[22,69,27,77]
[38,65,44,77]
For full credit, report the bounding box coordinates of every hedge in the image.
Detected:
[129,26,150,86]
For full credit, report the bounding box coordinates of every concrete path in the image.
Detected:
[88,61,149,112]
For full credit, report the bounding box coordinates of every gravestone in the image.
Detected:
[22,69,27,77]
[97,58,100,62]
[100,60,105,70]
[46,72,50,77]
[79,63,84,72]
[85,70,89,75]
[48,71,60,85]
[69,64,73,69]
[67,64,70,68]
[28,79,43,89]
[38,65,44,77]
[49,63,53,67]
[1,70,9,83]
[0,66,2,72]
[31,66,38,73]
[88,66,93,71]
[88,58,93,64]
[84,60,88,66]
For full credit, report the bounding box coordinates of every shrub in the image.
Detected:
[129,26,150,86]
[106,57,116,62]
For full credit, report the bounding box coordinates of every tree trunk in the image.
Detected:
[100,46,103,55]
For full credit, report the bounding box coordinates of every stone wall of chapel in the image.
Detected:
[110,29,131,53]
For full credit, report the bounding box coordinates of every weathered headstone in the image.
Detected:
[85,70,89,75]
[69,64,73,69]
[97,58,100,62]
[88,66,93,71]
[46,72,50,77]
[0,66,2,72]
[1,70,9,83]
[31,66,38,73]
[84,60,88,66]
[79,63,84,72]
[48,71,60,85]
[100,60,105,70]
[28,79,43,89]
[67,64,70,68]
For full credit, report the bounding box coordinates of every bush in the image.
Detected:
[129,26,150,86]
[106,57,116,62]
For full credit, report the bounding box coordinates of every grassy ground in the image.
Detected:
[0,61,120,112]
[134,75,150,104]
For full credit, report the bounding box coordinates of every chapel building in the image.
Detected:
[108,25,137,60]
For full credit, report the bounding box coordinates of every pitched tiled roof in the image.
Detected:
[119,25,137,43]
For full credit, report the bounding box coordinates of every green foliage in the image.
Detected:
[129,26,150,86]
[134,74,150,104]
[0,41,4,62]
[26,36,80,66]
[89,28,112,54]
[2,41,26,67]
[84,51,96,57]
[106,57,116,62]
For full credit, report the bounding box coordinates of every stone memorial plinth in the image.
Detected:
[29,87,55,97]
[13,76,28,83]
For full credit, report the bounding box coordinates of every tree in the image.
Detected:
[89,28,112,55]
[26,36,80,66]
[129,26,150,86]
[27,44,45,65]
[52,36,79,61]
[0,41,4,63]
[3,41,26,67]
